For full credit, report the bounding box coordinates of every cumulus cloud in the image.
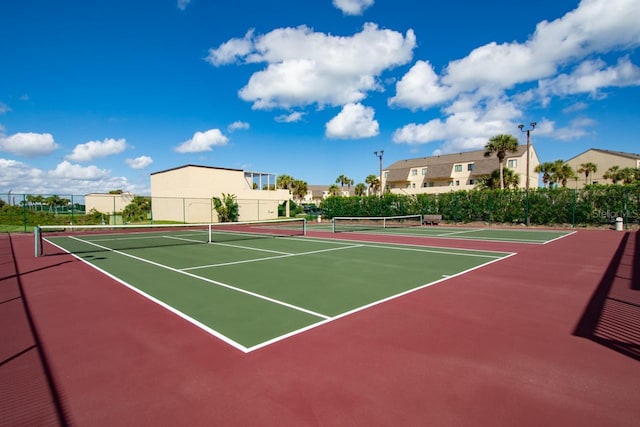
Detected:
[0,132,59,157]
[174,129,229,153]
[125,156,153,169]
[325,102,379,139]
[49,161,110,180]
[333,0,374,15]
[228,121,250,132]
[177,0,190,11]
[390,0,640,151]
[207,23,416,110]
[66,138,128,162]
[275,111,305,123]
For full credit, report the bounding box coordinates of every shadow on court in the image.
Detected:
[0,233,69,426]
[574,231,640,361]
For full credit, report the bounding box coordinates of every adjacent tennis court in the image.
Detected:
[37,219,515,352]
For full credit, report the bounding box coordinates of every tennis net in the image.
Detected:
[35,218,306,256]
[331,214,423,233]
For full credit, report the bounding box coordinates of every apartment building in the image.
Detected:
[382,145,539,195]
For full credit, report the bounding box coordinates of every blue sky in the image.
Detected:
[1,0,639,196]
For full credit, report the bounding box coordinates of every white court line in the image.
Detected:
[182,244,364,270]
[543,230,577,245]
[67,236,332,321]
[435,228,486,237]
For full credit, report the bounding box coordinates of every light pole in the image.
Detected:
[373,150,384,196]
[518,122,536,226]
[518,122,536,191]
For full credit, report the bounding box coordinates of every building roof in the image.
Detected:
[150,164,243,176]
[385,145,529,182]
[565,148,640,163]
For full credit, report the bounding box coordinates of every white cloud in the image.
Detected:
[333,0,374,15]
[325,102,379,139]
[0,102,11,114]
[49,161,110,180]
[388,60,455,110]
[209,23,416,110]
[125,156,153,169]
[66,138,128,162]
[539,56,640,98]
[177,0,190,11]
[174,129,229,153]
[390,0,640,152]
[228,121,250,132]
[206,30,255,66]
[0,132,59,157]
[275,111,305,123]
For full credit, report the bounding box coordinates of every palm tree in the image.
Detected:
[550,161,576,188]
[212,193,239,222]
[276,174,294,190]
[365,174,380,195]
[291,179,308,204]
[484,134,520,190]
[577,162,598,185]
[535,162,555,188]
[354,183,366,196]
[335,174,353,190]
[603,166,621,184]
[618,167,637,184]
[475,168,520,190]
[327,184,341,196]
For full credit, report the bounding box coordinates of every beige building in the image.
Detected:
[382,145,539,194]
[150,165,291,223]
[565,149,640,188]
[85,192,135,214]
[302,185,355,205]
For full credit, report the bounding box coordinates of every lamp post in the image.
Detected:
[373,150,384,196]
[518,122,536,226]
[518,122,536,191]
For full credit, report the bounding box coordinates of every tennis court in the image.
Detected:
[38,219,514,352]
[324,215,575,244]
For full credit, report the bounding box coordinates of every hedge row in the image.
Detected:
[319,184,640,226]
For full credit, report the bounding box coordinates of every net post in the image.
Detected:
[303,218,307,236]
[208,223,212,243]
[331,217,336,233]
[34,226,41,257]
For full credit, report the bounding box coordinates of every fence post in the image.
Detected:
[572,189,577,228]
[22,194,27,233]
[525,189,530,226]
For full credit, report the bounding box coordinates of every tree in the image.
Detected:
[476,168,520,190]
[549,160,576,188]
[365,174,380,195]
[335,174,353,189]
[122,196,151,222]
[276,174,294,190]
[354,183,367,196]
[603,166,621,184]
[484,134,520,190]
[212,193,239,222]
[108,189,123,194]
[291,179,308,204]
[44,195,62,212]
[327,184,341,196]
[618,167,637,184]
[577,162,598,185]
[535,162,555,188]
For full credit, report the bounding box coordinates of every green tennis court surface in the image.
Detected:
[318,221,574,244]
[44,231,513,352]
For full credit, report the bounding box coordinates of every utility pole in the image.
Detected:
[518,122,536,226]
[373,150,384,196]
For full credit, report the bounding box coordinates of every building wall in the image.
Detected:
[150,166,290,223]
[565,150,640,188]
[383,146,539,195]
[85,193,134,214]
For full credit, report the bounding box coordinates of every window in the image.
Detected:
[448,181,454,186]
[455,180,460,186]
[422,182,428,188]
[384,171,389,178]
[428,182,435,187]
[454,164,462,172]
[421,167,428,175]
[468,163,475,171]
[412,169,417,176]
[508,159,517,168]
[469,179,475,185]
[412,183,416,188]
